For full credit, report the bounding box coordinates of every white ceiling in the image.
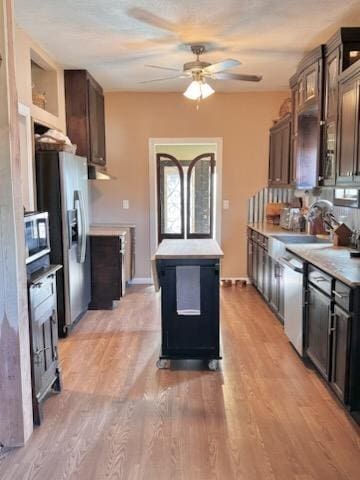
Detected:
[14,0,360,92]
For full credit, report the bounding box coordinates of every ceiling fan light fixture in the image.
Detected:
[183,80,214,101]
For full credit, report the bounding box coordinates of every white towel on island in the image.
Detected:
[176,266,201,316]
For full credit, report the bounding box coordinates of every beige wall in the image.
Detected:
[91,91,288,279]
[14,25,66,132]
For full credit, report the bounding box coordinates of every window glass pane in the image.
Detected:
[159,160,182,234]
[188,155,212,235]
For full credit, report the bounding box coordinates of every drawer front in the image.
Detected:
[333,280,352,312]
[308,265,333,295]
[30,276,55,309]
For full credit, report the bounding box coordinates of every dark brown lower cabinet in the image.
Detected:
[306,283,331,380]
[268,259,284,322]
[28,266,62,425]
[330,305,351,402]
[247,230,282,322]
[257,243,265,294]
[89,234,125,309]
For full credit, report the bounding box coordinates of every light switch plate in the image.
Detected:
[123,199,129,209]
[223,200,230,210]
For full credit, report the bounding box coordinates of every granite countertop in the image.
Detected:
[89,226,127,237]
[248,223,360,287]
[286,244,360,287]
[248,222,312,237]
[154,239,224,259]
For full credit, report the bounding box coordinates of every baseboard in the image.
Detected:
[220,277,250,284]
[130,277,250,286]
[128,277,153,285]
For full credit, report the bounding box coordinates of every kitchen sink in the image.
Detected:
[268,234,332,260]
[271,234,332,244]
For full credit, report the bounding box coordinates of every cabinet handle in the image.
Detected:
[276,178,280,181]
[332,290,349,299]
[320,120,325,126]
[33,346,50,365]
[318,176,324,181]
[313,275,328,282]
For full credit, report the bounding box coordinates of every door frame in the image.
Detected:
[149,137,223,256]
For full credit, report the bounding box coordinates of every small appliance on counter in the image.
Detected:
[265,202,287,225]
[24,211,62,425]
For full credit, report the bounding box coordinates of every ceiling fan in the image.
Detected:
[141,44,263,101]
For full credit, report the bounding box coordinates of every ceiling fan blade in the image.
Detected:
[213,72,263,82]
[203,59,241,74]
[139,75,185,84]
[145,64,182,72]
[128,8,178,33]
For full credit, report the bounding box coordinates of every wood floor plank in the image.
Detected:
[0,285,359,480]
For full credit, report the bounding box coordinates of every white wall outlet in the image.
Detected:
[223,200,230,210]
[123,199,129,209]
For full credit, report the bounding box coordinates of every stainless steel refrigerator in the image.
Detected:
[36,151,91,337]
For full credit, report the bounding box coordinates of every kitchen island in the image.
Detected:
[153,239,224,370]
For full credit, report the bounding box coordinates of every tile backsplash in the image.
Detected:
[248,186,360,231]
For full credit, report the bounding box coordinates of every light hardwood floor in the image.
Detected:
[1,285,359,480]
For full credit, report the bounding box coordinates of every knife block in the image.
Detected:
[333,223,352,247]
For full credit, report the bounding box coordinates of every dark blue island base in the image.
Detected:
[156,257,222,371]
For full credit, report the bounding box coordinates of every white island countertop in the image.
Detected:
[89,226,127,237]
[154,239,224,259]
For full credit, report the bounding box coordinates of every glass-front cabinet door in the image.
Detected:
[321,51,339,185]
[297,78,304,107]
[304,68,317,102]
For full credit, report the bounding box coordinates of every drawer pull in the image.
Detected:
[34,346,50,365]
[333,290,349,299]
[313,276,328,282]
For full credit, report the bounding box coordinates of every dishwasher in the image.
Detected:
[279,254,305,356]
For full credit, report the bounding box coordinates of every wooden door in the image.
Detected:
[306,284,331,379]
[331,305,351,403]
[88,80,106,166]
[247,238,254,283]
[257,244,264,294]
[252,242,258,287]
[280,121,291,184]
[29,274,60,424]
[269,128,282,184]
[337,76,358,183]
[269,260,280,314]
[262,251,270,301]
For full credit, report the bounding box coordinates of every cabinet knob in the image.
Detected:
[276,178,280,182]
[318,176,324,181]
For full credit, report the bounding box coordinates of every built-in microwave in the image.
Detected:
[24,211,51,264]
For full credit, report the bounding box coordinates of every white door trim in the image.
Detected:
[18,102,35,211]
[148,137,223,257]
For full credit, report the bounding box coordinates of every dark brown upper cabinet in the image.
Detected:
[336,71,359,184]
[320,28,360,186]
[268,114,291,186]
[64,70,106,167]
[290,46,323,189]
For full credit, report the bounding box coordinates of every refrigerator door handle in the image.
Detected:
[75,190,87,264]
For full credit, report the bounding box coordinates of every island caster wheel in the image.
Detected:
[208,360,218,371]
[156,359,170,369]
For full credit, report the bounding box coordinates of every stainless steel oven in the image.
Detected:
[24,211,51,264]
